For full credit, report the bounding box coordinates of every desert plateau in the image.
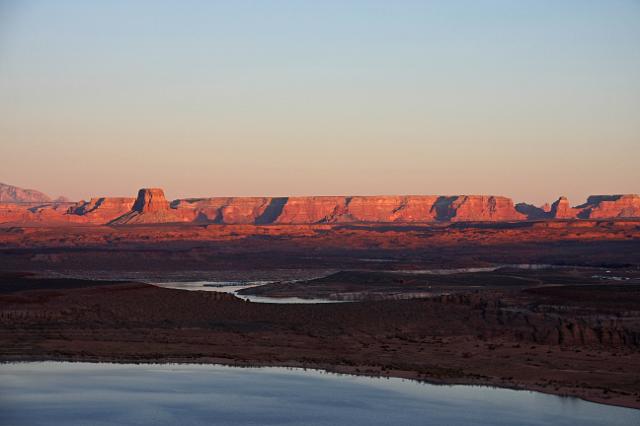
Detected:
[1,183,639,412]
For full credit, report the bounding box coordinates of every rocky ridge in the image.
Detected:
[1,184,639,226]
[0,182,53,203]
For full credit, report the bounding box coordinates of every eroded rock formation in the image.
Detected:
[447,196,525,222]
[1,183,639,226]
[110,188,178,224]
[549,196,578,219]
[68,197,136,222]
[577,195,640,219]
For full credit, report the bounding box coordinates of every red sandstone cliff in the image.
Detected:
[110,188,180,224]
[1,185,639,226]
[347,196,441,223]
[171,194,525,224]
[68,197,136,223]
[170,197,275,224]
[447,196,525,222]
[275,197,348,223]
[577,195,640,219]
[549,196,578,219]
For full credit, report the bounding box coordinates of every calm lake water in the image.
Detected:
[150,280,344,303]
[146,264,576,304]
[1,362,638,425]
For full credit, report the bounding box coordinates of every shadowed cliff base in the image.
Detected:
[255,197,288,224]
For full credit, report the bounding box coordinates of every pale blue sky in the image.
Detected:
[1,1,639,204]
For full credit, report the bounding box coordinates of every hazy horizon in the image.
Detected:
[2,1,639,205]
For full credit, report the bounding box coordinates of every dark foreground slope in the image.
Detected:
[1,274,639,409]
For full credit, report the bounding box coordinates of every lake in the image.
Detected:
[1,362,638,425]
[150,280,344,303]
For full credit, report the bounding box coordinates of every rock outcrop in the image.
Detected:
[110,188,178,224]
[1,184,639,226]
[517,195,640,221]
[0,183,52,203]
[446,196,525,222]
[68,197,136,223]
[576,195,640,219]
[132,188,170,213]
[549,196,578,219]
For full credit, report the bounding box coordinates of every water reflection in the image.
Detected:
[0,362,638,426]
[151,281,344,304]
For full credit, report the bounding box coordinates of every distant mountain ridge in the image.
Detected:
[0,182,52,203]
[0,184,639,226]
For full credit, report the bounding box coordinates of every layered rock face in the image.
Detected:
[446,196,525,222]
[276,197,348,223]
[220,198,274,224]
[170,197,276,224]
[549,196,578,219]
[0,183,52,203]
[136,192,640,224]
[68,197,136,222]
[131,188,170,213]
[346,196,441,223]
[169,194,525,224]
[518,195,640,221]
[2,184,640,226]
[577,195,640,219]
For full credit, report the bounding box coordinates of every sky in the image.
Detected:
[1,1,638,205]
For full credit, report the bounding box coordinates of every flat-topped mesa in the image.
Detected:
[132,188,170,213]
[550,196,578,219]
[3,183,640,226]
[170,194,524,224]
[110,188,181,225]
[577,194,640,219]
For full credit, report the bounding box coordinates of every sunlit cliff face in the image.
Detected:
[1,185,640,226]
